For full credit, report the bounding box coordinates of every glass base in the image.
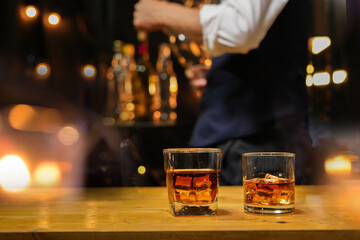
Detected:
[170,202,218,216]
[244,204,294,215]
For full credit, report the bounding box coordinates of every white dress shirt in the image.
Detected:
[199,0,289,57]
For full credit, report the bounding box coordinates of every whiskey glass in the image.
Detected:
[243,152,295,214]
[164,148,221,216]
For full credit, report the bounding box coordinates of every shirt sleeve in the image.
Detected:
[199,0,289,57]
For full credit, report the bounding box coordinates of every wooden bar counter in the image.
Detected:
[1,185,360,240]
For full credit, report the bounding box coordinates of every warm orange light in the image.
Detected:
[169,97,177,109]
[126,103,135,112]
[25,5,38,19]
[306,64,314,74]
[153,111,161,120]
[189,41,201,57]
[48,13,60,25]
[204,59,212,67]
[137,165,146,175]
[169,35,176,44]
[8,104,36,131]
[148,75,157,95]
[34,162,61,187]
[176,57,185,67]
[35,63,50,79]
[149,83,156,95]
[170,112,177,120]
[169,76,178,93]
[120,112,129,121]
[58,125,80,146]
[325,156,352,176]
[0,155,31,192]
[81,64,97,80]
[9,104,63,133]
[128,112,135,120]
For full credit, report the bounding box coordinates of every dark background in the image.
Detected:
[0,0,360,186]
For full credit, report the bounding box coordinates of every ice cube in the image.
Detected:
[175,176,192,189]
[196,189,212,203]
[194,176,213,203]
[265,173,279,183]
[271,189,294,205]
[252,195,269,205]
[193,176,211,190]
[175,176,192,203]
[180,191,196,203]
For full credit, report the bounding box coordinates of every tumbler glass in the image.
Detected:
[243,152,295,214]
[164,148,221,216]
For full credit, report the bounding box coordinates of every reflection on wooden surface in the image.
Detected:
[0,185,360,240]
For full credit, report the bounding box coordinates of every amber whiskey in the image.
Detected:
[166,169,219,215]
[244,175,295,214]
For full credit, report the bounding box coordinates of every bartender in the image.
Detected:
[133,0,312,185]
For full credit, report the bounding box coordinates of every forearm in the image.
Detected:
[157,2,203,42]
[134,0,202,42]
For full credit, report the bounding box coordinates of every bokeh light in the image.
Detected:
[58,125,80,146]
[9,104,63,133]
[306,75,313,87]
[126,103,135,112]
[25,5,38,19]
[313,72,330,86]
[169,76,178,93]
[34,162,62,187]
[0,155,31,192]
[8,104,36,131]
[137,165,146,175]
[306,64,314,74]
[311,36,331,55]
[35,63,51,79]
[170,112,177,120]
[333,70,348,84]
[48,13,60,25]
[204,59,212,67]
[81,64,97,80]
[325,156,352,176]
[153,111,161,120]
[189,41,201,57]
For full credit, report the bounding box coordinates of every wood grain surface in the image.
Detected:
[0,185,360,240]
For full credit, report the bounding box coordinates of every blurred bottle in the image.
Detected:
[152,43,178,122]
[135,31,155,121]
[105,40,123,122]
[120,44,147,122]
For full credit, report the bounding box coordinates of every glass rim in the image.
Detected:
[242,152,295,157]
[163,148,221,153]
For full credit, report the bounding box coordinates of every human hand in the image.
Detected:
[133,0,167,32]
[185,64,210,92]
